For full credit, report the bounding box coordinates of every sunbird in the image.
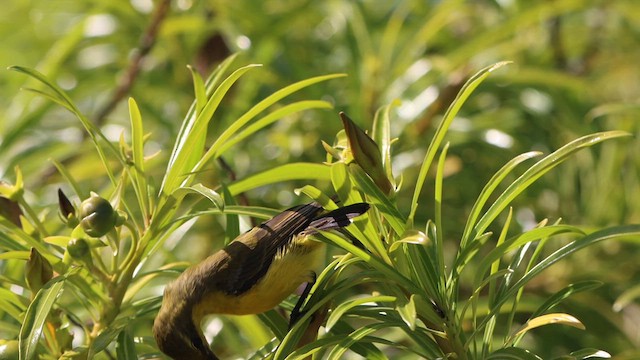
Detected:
[153,201,370,360]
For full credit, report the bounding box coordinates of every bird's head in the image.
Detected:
[153,282,218,360]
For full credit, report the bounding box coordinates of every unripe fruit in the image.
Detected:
[0,340,19,360]
[79,193,116,237]
[67,238,90,260]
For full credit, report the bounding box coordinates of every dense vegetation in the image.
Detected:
[1,1,639,359]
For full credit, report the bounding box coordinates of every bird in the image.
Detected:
[153,201,370,360]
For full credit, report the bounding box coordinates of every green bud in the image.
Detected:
[340,112,393,193]
[25,248,53,295]
[0,340,19,360]
[67,238,91,260]
[79,193,116,237]
[58,189,78,228]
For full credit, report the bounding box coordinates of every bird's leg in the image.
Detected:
[289,272,316,328]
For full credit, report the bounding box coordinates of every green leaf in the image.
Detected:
[196,74,346,180]
[487,347,543,360]
[116,328,137,360]
[388,230,429,252]
[476,225,640,337]
[188,64,207,114]
[460,151,542,250]
[614,283,640,312]
[473,225,583,287]
[9,66,77,114]
[174,184,224,211]
[221,185,240,246]
[433,142,449,290]
[408,61,511,225]
[325,295,396,332]
[348,164,405,236]
[0,250,30,261]
[50,159,84,198]
[532,281,602,318]
[163,54,238,185]
[396,294,417,330]
[9,66,122,184]
[0,288,27,321]
[472,131,630,241]
[295,185,336,209]
[161,63,262,195]
[327,322,396,360]
[19,274,69,360]
[128,98,145,172]
[214,100,333,157]
[562,348,611,359]
[21,87,74,113]
[89,317,129,358]
[286,333,390,360]
[128,97,150,220]
[371,101,398,185]
[507,313,585,346]
[228,163,331,195]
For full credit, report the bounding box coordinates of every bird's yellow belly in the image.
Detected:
[194,241,322,318]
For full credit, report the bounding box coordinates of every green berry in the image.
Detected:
[0,340,19,360]
[67,238,90,260]
[79,193,116,237]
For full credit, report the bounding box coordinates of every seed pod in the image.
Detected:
[79,193,116,237]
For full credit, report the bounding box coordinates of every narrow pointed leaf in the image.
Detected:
[487,347,543,360]
[326,295,396,332]
[116,328,137,360]
[396,294,417,330]
[228,163,331,195]
[473,131,630,240]
[409,61,511,224]
[19,274,70,360]
[509,313,585,344]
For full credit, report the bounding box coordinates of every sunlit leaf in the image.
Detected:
[228,163,331,195]
[408,61,512,225]
[508,313,585,345]
[19,273,70,360]
[396,294,417,330]
[487,347,543,360]
[326,295,396,332]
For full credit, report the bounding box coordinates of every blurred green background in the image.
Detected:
[1,0,639,357]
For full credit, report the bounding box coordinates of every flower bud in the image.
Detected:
[0,196,22,228]
[340,112,393,193]
[79,193,116,237]
[25,248,53,295]
[67,238,91,261]
[58,189,78,228]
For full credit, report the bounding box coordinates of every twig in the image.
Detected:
[92,0,172,126]
[39,0,172,183]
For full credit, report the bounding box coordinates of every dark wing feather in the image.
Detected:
[304,203,370,234]
[218,202,324,295]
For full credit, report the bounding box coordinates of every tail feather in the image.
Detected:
[304,203,369,234]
